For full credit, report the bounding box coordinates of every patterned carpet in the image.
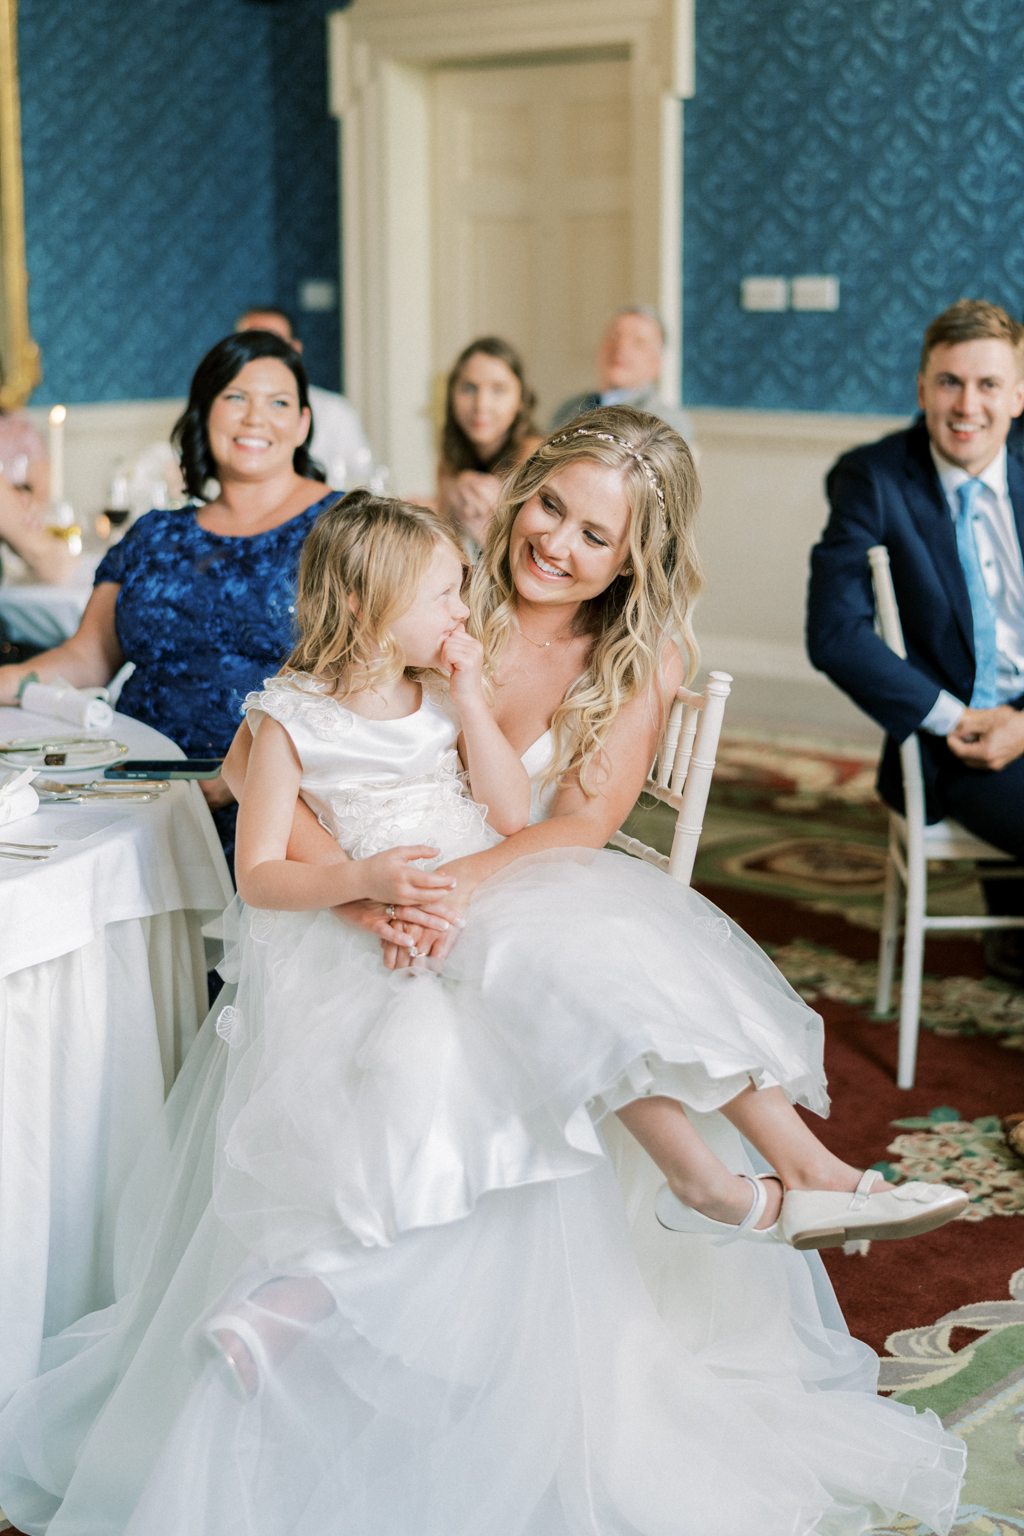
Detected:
[623,727,1024,1530]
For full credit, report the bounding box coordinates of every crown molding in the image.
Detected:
[330,0,693,114]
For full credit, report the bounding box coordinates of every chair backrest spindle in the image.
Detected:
[670,705,700,795]
[609,670,733,887]
[657,696,685,789]
[668,672,732,883]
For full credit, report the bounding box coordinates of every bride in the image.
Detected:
[0,409,965,1536]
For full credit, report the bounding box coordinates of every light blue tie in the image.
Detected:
[955,479,1001,708]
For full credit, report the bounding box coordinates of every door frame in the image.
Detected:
[328,0,694,493]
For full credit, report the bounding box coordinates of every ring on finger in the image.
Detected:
[385,905,395,919]
[409,946,419,958]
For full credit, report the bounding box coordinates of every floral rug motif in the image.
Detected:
[876,1110,1024,1225]
[869,1267,1024,1535]
[711,731,886,824]
[764,940,1024,1051]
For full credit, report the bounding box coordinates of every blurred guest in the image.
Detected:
[0,330,336,873]
[551,306,693,441]
[0,410,74,661]
[438,337,542,557]
[236,306,372,492]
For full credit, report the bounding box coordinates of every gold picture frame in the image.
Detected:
[0,0,39,409]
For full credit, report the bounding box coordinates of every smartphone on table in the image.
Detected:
[104,759,223,780]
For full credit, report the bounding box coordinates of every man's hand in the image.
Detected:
[947,705,1024,771]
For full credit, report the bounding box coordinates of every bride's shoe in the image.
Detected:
[781,1170,969,1251]
[654,1173,782,1245]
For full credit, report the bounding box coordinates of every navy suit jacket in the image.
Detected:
[807,419,1024,816]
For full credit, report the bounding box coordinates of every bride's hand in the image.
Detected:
[386,859,478,967]
[331,898,463,954]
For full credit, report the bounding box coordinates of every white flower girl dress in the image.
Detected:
[0,678,965,1536]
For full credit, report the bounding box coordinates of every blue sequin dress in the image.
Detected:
[94,493,336,868]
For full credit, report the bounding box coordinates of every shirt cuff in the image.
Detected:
[920,690,967,736]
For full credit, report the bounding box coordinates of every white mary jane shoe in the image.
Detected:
[780,1170,969,1251]
[654,1173,782,1245]
[204,1312,270,1402]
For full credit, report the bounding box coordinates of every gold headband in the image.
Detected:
[548,428,667,522]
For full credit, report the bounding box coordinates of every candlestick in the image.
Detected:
[48,404,66,505]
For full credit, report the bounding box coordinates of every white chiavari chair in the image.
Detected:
[868,544,1024,1089]
[609,670,733,885]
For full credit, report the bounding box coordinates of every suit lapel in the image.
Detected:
[901,426,975,660]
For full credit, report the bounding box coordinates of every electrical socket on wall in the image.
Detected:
[740,274,840,312]
[791,275,840,311]
[298,280,338,312]
[740,276,789,311]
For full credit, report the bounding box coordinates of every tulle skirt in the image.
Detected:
[0,849,966,1535]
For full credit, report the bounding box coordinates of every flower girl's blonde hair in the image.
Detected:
[285,490,465,696]
[469,406,704,795]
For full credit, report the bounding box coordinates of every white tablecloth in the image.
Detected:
[0,706,233,1400]
[0,557,98,648]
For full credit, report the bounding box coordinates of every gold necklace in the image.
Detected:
[514,616,570,650]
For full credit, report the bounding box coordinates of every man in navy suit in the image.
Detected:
[808,299,1024,977]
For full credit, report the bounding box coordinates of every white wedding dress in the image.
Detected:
[0,678,965,1536]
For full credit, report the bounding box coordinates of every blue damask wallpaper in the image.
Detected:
[683,0,1024,413]
[18,0,346,404]
[271,2,342,393]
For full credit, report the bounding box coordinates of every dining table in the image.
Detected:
[0,553,98,649]
[0,702,233,1402]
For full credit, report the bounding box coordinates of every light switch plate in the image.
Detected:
[740,276,789,312]
[791,275,840,311]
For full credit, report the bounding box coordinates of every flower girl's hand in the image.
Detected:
[359,845,457,907]
[441,625,486,712]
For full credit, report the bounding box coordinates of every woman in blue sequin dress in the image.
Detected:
[0,331,338,872]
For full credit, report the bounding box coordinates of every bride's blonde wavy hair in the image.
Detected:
[469,406,704,795]
[284,490,465,695]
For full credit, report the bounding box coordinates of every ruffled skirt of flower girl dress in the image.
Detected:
[0,849,965,1536]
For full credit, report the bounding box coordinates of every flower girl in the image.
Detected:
[0,487,967,1536]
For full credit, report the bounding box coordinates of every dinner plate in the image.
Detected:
[0,737,129,771]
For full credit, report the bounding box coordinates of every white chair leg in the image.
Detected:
[874,852,901,1017]
[897,850,926,1090]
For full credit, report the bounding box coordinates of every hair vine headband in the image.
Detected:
[547,428,667,521]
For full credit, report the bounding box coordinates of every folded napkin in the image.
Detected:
[20,679,114,731]
[0,768,39,827]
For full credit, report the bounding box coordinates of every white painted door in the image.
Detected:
[433,57,634,427]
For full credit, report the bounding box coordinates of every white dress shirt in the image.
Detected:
[920,442,1024,734]
[308,386,374,492]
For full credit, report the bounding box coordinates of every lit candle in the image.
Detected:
[48,405,66,504]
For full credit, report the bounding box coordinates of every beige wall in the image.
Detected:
[688,407,909,741]
[25,399,185,525]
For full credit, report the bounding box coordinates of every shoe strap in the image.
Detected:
[726,1173,768,1241]
[849,1169,881,1212]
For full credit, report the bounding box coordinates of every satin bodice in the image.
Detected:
[245,675,498,862]
[247,676,559,858]
[521,731,557,825]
